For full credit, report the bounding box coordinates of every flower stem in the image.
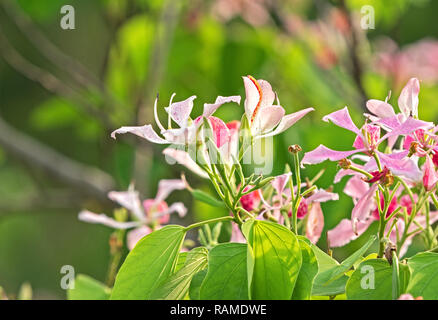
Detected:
[184,216,235,231]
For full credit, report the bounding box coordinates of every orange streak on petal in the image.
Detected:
[247,75,262,124]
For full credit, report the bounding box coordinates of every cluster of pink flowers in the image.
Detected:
[79,75,438,258]
[302,77,438,256]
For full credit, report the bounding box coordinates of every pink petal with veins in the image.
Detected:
[164,95,196,127]
[111,125,168,144]
[322,107,362,136]
[327,218,373,247]
[302,145,364,165]
[351,184,378,230]
[306,202,324,244]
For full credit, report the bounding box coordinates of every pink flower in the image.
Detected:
[239,185,261,212]
[78,180,187,250]
[423,154,438,191]
[243,75,314,138]
[302,106,431,181]
[398,293,423,300]
[111,94,241,146]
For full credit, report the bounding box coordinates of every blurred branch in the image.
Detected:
[0,116,115,202]
[1,0,120,113]
[0,28,113,130]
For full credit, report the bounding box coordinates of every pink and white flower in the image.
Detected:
[242,75,314,138]
[79,180,187,250]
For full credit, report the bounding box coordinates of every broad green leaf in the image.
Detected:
[292,239,319,300]
[191,189,225,208]
[189,269,208,300]
[111,225,186,300]
[312,235,376,296]
[67,274,111,300]
[150,247,208,300]
[200,243,248,300]
[243,220,302,300]
[307,240,339,273]
[406,252,438,299]
[175,252,188,272]
[346,258,410,300]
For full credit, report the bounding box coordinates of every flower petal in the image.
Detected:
[258,107,314,139]
[127,226,152,250]
[344,176,369,201]
[380,117,433,142]
[203,95,241,118]
[307,189,339,203]
[78,210,140,229]
[423,154,438,191]
[377,151,422,182]
[252,105,285,135]
[271,173,292,196]
[164,95,196,127]
[351,184,378,230]
[208,116,231,148]
[111,125,168,144]
[230,222,246,243]
[327,218,373,247]
[162,148,209,178]
[155,179,186,202]
[322,107,362,136]
[257,79,276,109]
[366,99,396,119]
[243,76,261,120]
[108,187,145,221]
[398,78,420,118]
[301,145,364,165]
[306,202,324,244]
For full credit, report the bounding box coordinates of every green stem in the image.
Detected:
[184,216,234,231]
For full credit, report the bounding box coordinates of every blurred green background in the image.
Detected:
[1,0,438,299]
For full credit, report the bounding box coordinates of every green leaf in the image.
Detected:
[110,225,186,300]
[243,220,302,300]
[200,243,248,300]
[406,252,438,299]
[309,242,339,273]
[191,189,225,208]
[150,247,208,300]
[189,269,208,300]
[345,258,409,300]
[312,235,376,296]
[292,239,319,300]
[175,252,188,272]
[67,274,111,300]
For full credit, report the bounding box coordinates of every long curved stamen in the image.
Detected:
[247,75,263,124]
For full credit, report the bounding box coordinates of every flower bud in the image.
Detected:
[338,158,352,169]
[288,144,302,154]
